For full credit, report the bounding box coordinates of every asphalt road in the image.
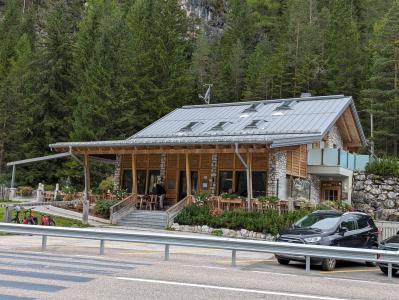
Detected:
[0,235,397,300]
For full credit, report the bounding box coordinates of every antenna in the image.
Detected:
[198,84,213,105]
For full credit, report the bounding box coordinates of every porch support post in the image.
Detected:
[131,153,137,194]
[83,154,90,225]
[247,152,253,201]
[11,164,16,188]
[234,143,251,211]
[185,152,191,196]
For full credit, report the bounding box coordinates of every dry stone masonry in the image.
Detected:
[267,151,287,197]
[352,172,399,221]
[325,124,344,149]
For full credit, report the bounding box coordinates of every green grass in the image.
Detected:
[0,205,90,228]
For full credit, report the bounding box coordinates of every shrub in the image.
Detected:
[44,184,54,191]
[366,156,399,178]
[17,186,33,197]
[211,229,223,236]
[113,188,128,201]
[95,199,118,218]
[194,191,211,204]
[221,193,242,199]
[97,176,114,194]
[175,204,311,236]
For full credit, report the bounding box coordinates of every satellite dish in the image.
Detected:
[199,84,213,105]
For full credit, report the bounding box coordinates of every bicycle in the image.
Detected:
[11,206,22,224]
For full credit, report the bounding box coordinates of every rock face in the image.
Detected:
[352,172,399,221]
[180,0,225,38]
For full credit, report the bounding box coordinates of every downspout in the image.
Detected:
[234,143,251,211]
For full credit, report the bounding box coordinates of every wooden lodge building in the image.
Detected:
[49,94,370,220]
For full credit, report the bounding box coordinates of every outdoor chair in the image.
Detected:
[147,194,158,211]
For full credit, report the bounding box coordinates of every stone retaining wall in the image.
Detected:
[352,172,399,221]
[170,223,274,241]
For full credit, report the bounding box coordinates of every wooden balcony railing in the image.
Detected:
[109,193,138,224]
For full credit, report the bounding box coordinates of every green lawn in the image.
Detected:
[0,201,90,228]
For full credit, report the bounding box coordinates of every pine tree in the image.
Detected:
[123,0,194,127]
[72,0,130,141]
[326,0,362,96]
[362,0,399,155]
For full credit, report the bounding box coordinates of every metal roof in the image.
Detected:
[50,95,367,149]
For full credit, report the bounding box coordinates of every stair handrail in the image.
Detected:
[110,193,137,223]
[166,195,194,227]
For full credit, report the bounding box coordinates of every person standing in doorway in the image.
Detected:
[154,177,166,209]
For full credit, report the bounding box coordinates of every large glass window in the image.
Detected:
[148,170,161,194]
[235,171,247,197]
[137,170,146,195]
[252,172,267,197]
[219,171,233,194]
[122,170,132,193]
[179,171,198,200]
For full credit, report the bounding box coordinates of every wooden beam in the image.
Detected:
[131,153,137,194]
[185,153,191,196]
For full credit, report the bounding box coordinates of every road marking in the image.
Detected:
[323,276,398,286]
[320,268,380,274]
[217,258,275,264]
[181,264,228,270]
[116,277,350,300]
[250,270,301,277]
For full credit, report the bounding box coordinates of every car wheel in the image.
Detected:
[277,258,290,265]
[365,261,376,267]
[321,258,336,271]
[379,266,398,276]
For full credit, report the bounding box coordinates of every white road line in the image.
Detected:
[181,264,228,270]
[250,270,301,277]
[116,277,350,300]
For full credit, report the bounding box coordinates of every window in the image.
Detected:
[210,121,230,131]
[242,103,261,113]
[355,215,371,229]
[137,170,146,195]
[179,122,201,132]
[219,171,233,194]
[244,120,261,129]
[340,217,357,231]
[252,172,267,197]
[148,170,160,193]
[275,100,296,110]
[122,170,132,193]
[235,171,247,197]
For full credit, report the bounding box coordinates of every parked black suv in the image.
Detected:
[275,210,379,271]
[378,232,399,276]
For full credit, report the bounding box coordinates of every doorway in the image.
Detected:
[320,181,342,201]
[178,171,198,200]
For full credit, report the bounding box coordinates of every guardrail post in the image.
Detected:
[41,236,47,251]
[231,250,237,267]
[100,240,105,255]
[305,256,310,273]
[388,262,392,280]
[164,244,170,261]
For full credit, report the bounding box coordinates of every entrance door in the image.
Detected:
[178,171,198,200]
[321,181,342,201]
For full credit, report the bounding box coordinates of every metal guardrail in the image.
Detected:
[0,224,399,279]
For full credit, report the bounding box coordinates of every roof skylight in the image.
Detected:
[242,103,261,113]
[210,121,230,131]
[179,122,201,132]
[244,120,263,130]
[275,100,296,111]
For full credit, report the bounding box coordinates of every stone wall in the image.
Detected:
[267,151,287,197]
[325,124,343,149]
[210,154,218,195]
[308,175,320,202]
[352,172,399,221]
[113,155,122,190]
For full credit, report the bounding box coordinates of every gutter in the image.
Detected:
[234,143,251,211]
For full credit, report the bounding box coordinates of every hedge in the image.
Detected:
[175,205,311,236]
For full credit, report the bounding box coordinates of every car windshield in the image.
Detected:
[294,214,341,230]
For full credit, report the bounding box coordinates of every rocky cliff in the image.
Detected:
[180,0,225,37]
[352,172,399,221]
